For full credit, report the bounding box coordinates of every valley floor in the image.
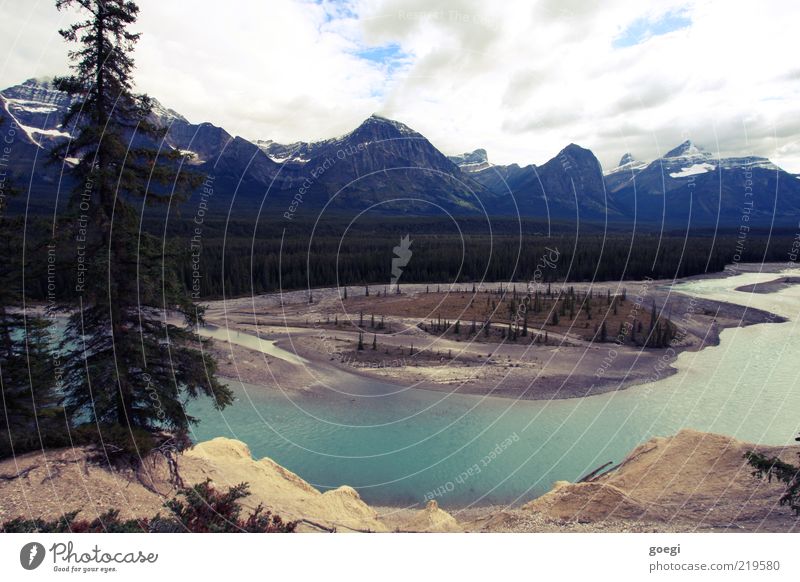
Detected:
[201,263,784,401]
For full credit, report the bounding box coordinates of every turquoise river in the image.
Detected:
[188,270,800,508]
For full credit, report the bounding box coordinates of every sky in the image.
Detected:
[1,0,799,172]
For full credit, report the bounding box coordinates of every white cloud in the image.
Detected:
[1,0,799,172]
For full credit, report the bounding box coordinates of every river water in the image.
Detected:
[188,270,800,508]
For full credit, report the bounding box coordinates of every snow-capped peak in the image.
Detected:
[664,140,709,159]
[604,152,647,175]
[448,148,491,173]
[358,114,420,137]
[149,98,187,124]
[255,139,311,164]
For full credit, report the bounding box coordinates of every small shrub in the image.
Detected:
[745,441,800,516]
[1,480,296,533]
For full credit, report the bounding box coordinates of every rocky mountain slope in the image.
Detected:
[601,140,800,225]
[3,77,799,225]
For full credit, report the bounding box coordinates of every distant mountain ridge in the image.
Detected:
[2,77,799,226]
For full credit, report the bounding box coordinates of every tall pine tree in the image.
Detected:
[53,0,232,460]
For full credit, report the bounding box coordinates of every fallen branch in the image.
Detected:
[578,461,614,483]
[0,465,38,481]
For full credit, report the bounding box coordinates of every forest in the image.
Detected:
[22,215,798,302]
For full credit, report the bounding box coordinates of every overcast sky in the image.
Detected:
[2,0,799,172]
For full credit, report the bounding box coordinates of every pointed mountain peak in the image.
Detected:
[149,97,187,124]
[20,76,55,88]
[619,152,636,166]
[664,139,708,159]
[559,143,594,156]
[355,114,419,137]
[556,143,600,164]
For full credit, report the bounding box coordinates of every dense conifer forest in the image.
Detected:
[20,215,795,302]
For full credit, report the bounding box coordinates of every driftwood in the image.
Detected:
[579,442,659,483]
[297,518,336,533]
[296,518,376,533]
[578,461,614,483]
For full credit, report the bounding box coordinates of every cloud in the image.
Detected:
[1,0,799,172]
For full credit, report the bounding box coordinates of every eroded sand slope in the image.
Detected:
[1,430,797,533]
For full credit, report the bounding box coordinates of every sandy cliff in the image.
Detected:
[476,429,799,532]
[1,430,797,533]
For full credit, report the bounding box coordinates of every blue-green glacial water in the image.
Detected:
[188,270,800,508]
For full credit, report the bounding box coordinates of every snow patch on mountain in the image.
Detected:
[255,139,311,164]
[3,98,60,115]
[669,162,716,178]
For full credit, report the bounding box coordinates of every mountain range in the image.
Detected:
[2,77,799,227]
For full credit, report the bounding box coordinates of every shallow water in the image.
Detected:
[188,269,800,508]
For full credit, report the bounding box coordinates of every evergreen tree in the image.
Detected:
[372,334,377,350]
[650,301,657,333]
[0,122,65,458]
[53,0,232,459]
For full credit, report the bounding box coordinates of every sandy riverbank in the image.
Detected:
[200,266,786,401]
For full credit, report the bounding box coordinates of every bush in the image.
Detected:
[0,480,296,533]
[165,479,296,532]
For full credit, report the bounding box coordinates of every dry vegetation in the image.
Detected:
[308,285,678,347]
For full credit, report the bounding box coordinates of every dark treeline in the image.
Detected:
[180,232,792,299]
[22,215,798,302]
[171,218,797,298]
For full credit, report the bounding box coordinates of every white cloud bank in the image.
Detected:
[1,0,798,171]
